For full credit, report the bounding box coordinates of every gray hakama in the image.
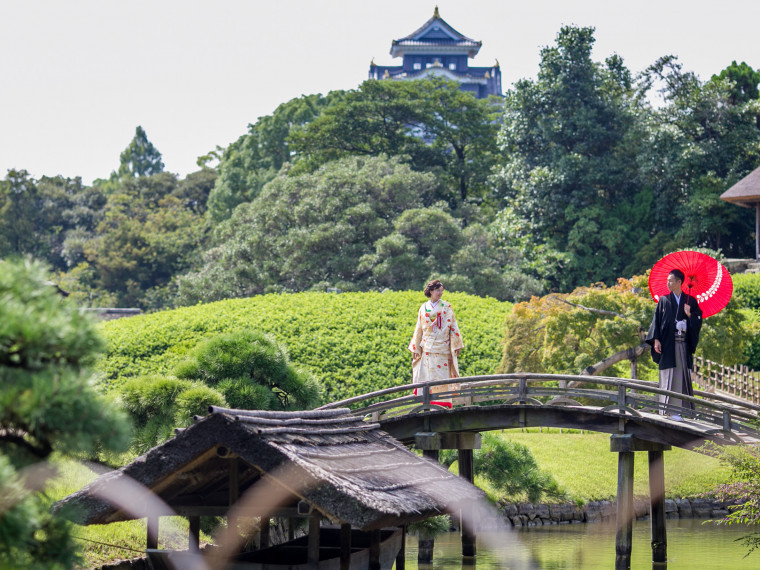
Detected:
[658,334,695,414]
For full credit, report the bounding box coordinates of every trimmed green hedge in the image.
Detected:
[733,272,760,312]
[99,291,511,402]
[733,273,760,369]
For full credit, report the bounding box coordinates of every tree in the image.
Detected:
[117,126,165,178]
[0,259,129,568]
[121,331,322,453]
[173,168,217,214]
[176,331,322,410]
[712,60,760,104]
[635,57,760,262]
[494,26,645,290]
[177,155,437,303]
[81,173,207,308]
[359,206,464,291]
[207,92,341,222]
[36,175,107,271]
[292,78,500,205]
[0,169,44,259]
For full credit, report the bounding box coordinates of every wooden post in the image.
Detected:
[228,457,239,538]
[630,355,638,380]
[260,516,270,550]
[340,524,351,570]
[458,448,476,558]
[188,516,200,553]
[147,515,159,550]
[615,451,635,568]
[395,525,406,570]
[756,202,759,260]
[369,529,381,570]
[648,450,667,564]
[422,449,440,462]
[308,512,320,568]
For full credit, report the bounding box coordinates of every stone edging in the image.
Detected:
[495,497,733,528]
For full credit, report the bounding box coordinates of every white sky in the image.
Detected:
[1,0,758,184]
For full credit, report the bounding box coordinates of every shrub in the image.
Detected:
[174,385,227,427]
[474,433,566,504]
[176,331,322,410]
[734,273,760,369]
[120,375,227,452]
[734,273,760,312]
[120,376,192,424]
[99,291,511,402]
[440,432,566,503]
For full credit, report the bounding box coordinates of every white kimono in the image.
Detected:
[408,299,464,399]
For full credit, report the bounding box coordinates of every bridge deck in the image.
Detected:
[320,374,760,450]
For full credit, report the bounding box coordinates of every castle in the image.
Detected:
[368,7,502,99]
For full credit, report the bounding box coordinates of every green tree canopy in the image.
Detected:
[178,155,437,302]
[292,77,500,205]
[632,56,760,267]
[80,172,207,308]
[207,92,342,222]
[0,170,45,260]
[120,331,322,452]
[117,125,165,178]
[494,26,645,291]
[712,60,760,104]
[0,259,129,567]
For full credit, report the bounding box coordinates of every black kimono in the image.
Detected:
[645,292,703,370]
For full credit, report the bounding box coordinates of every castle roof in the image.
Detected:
[391,7,482,58]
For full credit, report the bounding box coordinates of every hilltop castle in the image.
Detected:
[368,7,502,99]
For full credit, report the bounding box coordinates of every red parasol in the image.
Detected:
[648,250,733,318]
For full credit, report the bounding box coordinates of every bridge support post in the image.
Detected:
[610,435,671,569]
[648,450,667,564]
[415,432,481,560]
[614,449,634,569]
[458,448,476,558]
[422,449,439,462]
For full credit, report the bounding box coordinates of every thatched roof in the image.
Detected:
[721,165,760,207]
[54,407,481,530]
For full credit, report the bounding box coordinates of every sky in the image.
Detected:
[1,0,759,185]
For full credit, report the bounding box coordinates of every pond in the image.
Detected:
[403,519,757,569]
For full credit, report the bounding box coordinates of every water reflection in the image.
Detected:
[405,519,757,569]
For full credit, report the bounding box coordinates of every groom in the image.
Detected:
[645,269,703,420]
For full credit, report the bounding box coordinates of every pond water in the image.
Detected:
[403,519,758,569]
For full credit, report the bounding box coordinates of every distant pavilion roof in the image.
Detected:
[391,7,482,58]
[54,407,482,531]
[720,165,760,207]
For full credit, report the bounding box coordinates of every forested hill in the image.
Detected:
[2,28,759,311]
[98,291,511,402]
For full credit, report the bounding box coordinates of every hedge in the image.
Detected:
[98,291,511,403]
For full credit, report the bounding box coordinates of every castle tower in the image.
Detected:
[369,7,501,98]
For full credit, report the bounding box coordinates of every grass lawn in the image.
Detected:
[47,460,210,569]
[492,429,729,502]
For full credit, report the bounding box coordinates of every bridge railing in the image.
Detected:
[693,356,760,405]
[319,374,760,442]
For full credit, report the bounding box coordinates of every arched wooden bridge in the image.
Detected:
[319,373,760,448]
[319,374,760,567]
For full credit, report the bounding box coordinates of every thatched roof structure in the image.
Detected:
[54,407,482,531]
[721,165,760,260]
[720,165,760,207]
